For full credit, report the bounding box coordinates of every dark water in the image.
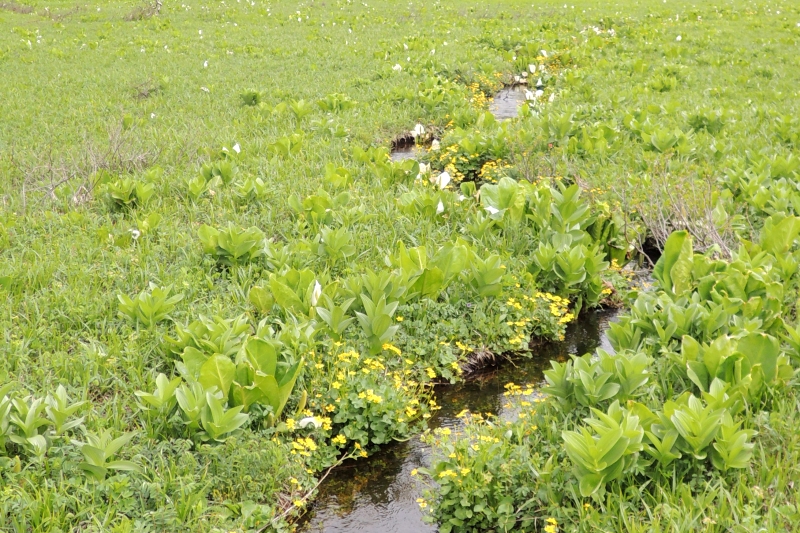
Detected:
[489,86,527,120]
[297,309,618,533]
[390,143,425,162]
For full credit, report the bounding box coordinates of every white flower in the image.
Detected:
[548,93,555,102]
[201,86,210,93]
[676,35,682,41]
[485,206,500,215]
[392,63,402,71]
[150,113,156,119]
[529,64,536,73]
[203,60,208,68]
[536,77,543,87]
[521,71,528,78]
[536,89,544,98]
[456,194,466,202]
[411,123,425,138]
[540,49,548,57]
[403,43,408,50]
[525,90,535,100]
[436,200,445,214]
[298,416,321,429]
[310,281,322,306]
[432,171,451,190]
[130,229,141,240]
[431,139,440,150]
[198,29,203,35]
[430,48,435,55]
[514,75,522,83]
[415,163,429,182]
[233,143,241,154]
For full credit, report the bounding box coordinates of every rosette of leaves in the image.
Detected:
[103,176,155,210]
[198,224,266,266]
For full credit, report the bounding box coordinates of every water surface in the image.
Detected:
[489,86,528,120]
[298,309,618,533]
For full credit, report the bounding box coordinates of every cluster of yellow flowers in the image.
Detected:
[291,437,318,457]
[357,389,384,404]
[382,342,402,355]
[544,517,559,533]
[534,291,574,324]
[467,82,490,109]
[361,357,385,373]
[506,296,524,310]
[478,159,513,183]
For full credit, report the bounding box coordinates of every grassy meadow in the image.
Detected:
[1,0,800,531]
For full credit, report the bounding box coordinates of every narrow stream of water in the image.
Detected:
[389,86,526,163]
[488,86,528,120]
[298,309,619,533]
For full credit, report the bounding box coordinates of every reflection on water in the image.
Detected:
[390,143,425,162]
[298,309,619,533]
[489,86,527,120]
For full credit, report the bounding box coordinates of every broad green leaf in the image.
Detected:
[199,355,236,397]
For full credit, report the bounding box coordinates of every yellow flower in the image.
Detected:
[286,418,296,430]
[410,469,418,476]
[396,316,404,322]
[459,468,471,475]
[332,434,346,445]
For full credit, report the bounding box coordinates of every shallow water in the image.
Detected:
[489,86,528,120]
[390,143,425,162]
[389,87,527,162]
[297,309,618,533]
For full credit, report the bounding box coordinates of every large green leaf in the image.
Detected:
[760,216,800,255]
[653,231,693,296]
[245,338,278,376]
[230,382,266,412]
[410,267,445,298]
[254,372,281,413]
[737,332,779,383]
[269,275,306,314]
[181,347,210,379]
[199,355,236,396]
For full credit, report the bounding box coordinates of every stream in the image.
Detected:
[298,309,619,533]
[389,85,527,163]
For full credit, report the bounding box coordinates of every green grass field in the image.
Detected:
[1,0,800,531]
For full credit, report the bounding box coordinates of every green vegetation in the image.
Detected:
[1,0,799,531]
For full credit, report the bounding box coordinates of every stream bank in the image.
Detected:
[298,309,618,533]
